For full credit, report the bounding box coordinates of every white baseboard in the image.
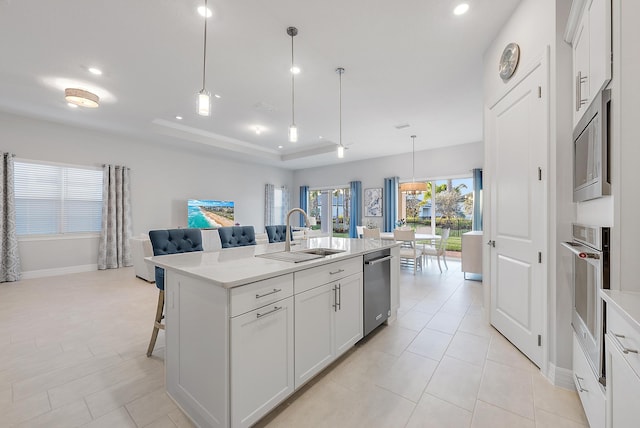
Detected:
[21,264,98,279]
[546,363,575,390]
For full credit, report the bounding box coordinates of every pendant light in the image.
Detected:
[399,135,428,193]
[197,0,211,116]
[287,26,298,142]
[336,67,345,158]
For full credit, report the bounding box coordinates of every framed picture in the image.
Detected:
[364,188,383,217]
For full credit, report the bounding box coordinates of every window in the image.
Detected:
[14,160,103,236]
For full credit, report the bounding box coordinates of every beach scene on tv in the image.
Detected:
[188,199,235,229]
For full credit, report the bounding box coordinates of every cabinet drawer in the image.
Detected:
[607,305,640,378]
[230,274,293,317]
[294,256,362,294]
[573,333,605,428]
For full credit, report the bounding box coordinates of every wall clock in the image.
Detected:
[499,42,520,80]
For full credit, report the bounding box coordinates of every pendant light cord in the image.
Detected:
[411,135,416,182]
[338,69,342,147]
[202,0,208,91]
[291,31,295,125]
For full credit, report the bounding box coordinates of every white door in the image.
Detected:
[487,59,547,367]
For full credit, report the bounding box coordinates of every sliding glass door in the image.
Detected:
[308,187,351,237]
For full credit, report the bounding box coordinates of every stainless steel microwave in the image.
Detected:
[573,89,611,202]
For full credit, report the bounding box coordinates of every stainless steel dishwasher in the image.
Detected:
[363,249,392,336]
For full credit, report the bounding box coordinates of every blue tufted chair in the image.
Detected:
[147,228,203,357]
[217,226,256,248]
[265,225,292,243]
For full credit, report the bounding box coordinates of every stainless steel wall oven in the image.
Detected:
[562,224,610,386]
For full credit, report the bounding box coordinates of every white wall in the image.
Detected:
[293,141,483,227]
[483,0,575,382]
[0,112,293,275]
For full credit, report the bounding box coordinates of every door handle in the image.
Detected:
[487,240,495,247]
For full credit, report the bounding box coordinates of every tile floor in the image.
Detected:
[0,261,588,427]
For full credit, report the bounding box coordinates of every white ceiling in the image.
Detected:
[0,0,521,170]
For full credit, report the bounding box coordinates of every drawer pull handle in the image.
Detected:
[612,332,639,354]
[329,269,345,275]
[574,374,588,393]
[256,306,283,319]
[255,288,282,299]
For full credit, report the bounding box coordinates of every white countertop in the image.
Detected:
[146,237,398,289]
[601,289,640,332]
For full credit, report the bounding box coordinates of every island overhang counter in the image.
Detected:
[146,237,400,428]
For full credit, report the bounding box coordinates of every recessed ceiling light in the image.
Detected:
[197,6,212,17]
[175,116,183,120]
[67,103,78,108]
[290,66,301,75]
[214,94,221,99]
[254,126,263,135]
[453,3,469,15]
[88,67,102,75]
[277,145,283,149]
[319,136,323,139]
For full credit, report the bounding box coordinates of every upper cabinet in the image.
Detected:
[566,0,612,126]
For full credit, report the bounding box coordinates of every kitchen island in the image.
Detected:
[147,237,400,428]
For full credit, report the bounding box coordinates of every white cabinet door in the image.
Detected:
[606,334,640,428]
[294,283,334,389]
[588,0,612,97]
[231,297,294,428]
[334,273,363,357]
[573,9,590,125]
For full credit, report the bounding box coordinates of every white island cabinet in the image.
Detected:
[601,290,640,428]
[149,237,398,428]
[294,257,363,388]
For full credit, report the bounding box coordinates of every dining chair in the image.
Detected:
[218,226,257,248]
[356,225,365,238]
[393,229,422,274]
[416,225,434,258]
[363,227,381,239]
[147,228,203,357]
[265,225,292,243]
[422,228,450,273]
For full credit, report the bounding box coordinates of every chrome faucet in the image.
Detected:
[285,208,311,252]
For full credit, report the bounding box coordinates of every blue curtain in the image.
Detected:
[299,185,309,225]
[349,181,362,238]
[383,177,399,232]
[472,168,483,231]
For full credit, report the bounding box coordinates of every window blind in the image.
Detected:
[14,161,103,235]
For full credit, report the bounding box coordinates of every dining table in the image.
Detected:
[379,232,441,242]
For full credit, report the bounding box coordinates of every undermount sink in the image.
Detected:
[256,248,345,263]
[298,248,345,256]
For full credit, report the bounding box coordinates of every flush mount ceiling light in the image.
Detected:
[399,135,428,193]
[64,88,99,108]
[453,3,469,15]
[197,0,211,116]
[336,67,345,159]
[88,67,102,75]
[287,26,298,142]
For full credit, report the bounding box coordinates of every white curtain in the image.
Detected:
[98,164,132,269]
[264,184,275,227]
[0,152,21,282]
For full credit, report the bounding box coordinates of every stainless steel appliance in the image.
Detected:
[562,224,610,386]
[363,249,392,336]
[573,88,611,202]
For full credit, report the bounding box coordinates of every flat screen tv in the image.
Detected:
[188,199,235,229]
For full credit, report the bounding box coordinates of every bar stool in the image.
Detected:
[147,228,203,357]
